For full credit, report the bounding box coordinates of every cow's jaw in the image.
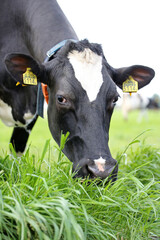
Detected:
[68,48,103,102]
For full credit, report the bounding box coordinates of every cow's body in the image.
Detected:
[122,93,149,121]
[1,0,155,181]
[0,0,78,153]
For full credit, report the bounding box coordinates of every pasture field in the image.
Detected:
[0,109,160,156]
[0,109,160,239]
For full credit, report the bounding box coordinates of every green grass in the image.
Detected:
[109,109,160,157]
[0,140,160,239]
[0,109,160,239]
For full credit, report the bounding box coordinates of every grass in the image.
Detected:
[109,109,160,157]
[0,109,160,239]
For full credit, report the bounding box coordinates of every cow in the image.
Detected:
[0,0,155,181]
[122,93,150,121]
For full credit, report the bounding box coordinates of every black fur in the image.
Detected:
[0,0,154,181]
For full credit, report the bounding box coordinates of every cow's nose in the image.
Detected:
[73,157,118,181]
[87,157,117,180]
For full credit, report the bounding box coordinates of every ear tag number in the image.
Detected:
[23,68,37,85]
[123,76,138,96]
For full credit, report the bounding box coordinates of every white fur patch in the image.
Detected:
[68,48,103,102]
[0,99,15,127]
[24,112,34,125]
[94,157,106,172]
[0,99,34,127]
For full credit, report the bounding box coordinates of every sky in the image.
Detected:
[58,0,160,98]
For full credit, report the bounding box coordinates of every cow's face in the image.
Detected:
[46,45,119,181]
[5,40,155,181]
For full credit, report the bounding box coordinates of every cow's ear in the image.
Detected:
[4,53,47,85]
[113,65,155,90]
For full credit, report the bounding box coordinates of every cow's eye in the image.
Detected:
[57,95,67,104]
[110,95,119,109]
[112,96,118,105]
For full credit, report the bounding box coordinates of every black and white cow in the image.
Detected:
[0,0,155,181]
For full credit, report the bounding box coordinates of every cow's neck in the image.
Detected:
[25,0,78,62]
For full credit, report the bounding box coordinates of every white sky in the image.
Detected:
[58,0,160,98]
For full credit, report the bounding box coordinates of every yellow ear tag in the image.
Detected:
[123,76,138,96]
[23,68,37,85]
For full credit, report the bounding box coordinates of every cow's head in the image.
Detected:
[5,40,155,182]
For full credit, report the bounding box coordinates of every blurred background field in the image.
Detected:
[109,109,160,157]
[1,108,160,159]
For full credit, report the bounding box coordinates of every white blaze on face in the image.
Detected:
[94,157,106,172]
[68,48,103,102]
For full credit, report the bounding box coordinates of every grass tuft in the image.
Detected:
[0,133,160,239]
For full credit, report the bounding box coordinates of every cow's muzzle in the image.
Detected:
[73,157,118,182]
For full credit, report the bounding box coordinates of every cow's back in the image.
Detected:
[0,1,30,59]
[0,0,77,126]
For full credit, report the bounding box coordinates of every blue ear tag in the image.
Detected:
[37,83,44,118]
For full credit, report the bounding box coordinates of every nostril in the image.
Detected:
[87,165,99,178]
[107,166,115,174]
[88,165,107,179]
